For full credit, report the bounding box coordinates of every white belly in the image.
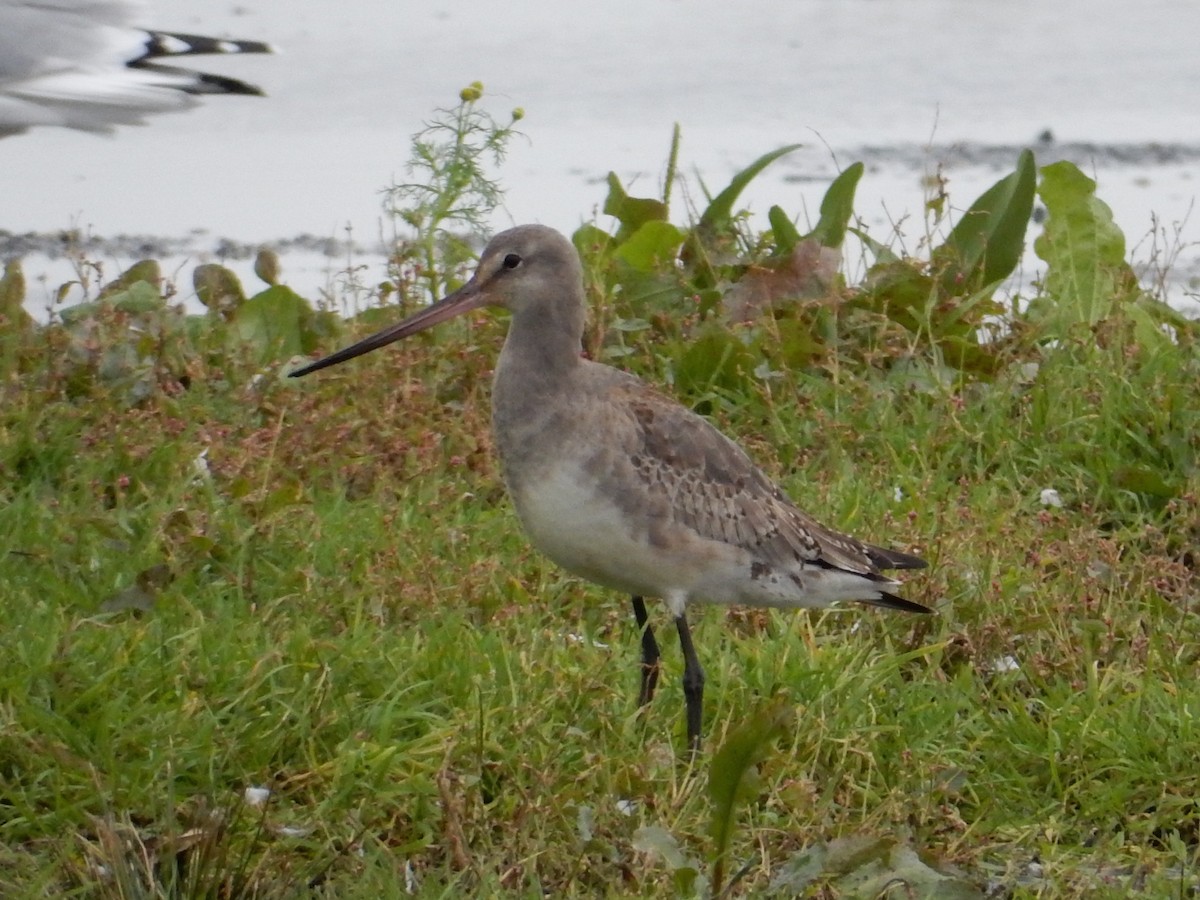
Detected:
[508,463,711,599]
[507,462,899,615]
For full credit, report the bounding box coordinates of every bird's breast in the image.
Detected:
[501,450,673,588]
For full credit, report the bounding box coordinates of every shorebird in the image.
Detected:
[0,0,273,138]
[292,224,930,751]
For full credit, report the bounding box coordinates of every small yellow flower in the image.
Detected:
[511,107,525,122]
[459,81,484,102]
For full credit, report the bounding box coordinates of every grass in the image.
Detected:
[2,298,1198,896]
[2,91,1198,896]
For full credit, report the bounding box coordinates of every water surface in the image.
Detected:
[4,0,1197,309]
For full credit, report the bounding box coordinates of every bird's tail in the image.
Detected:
[863,544,931,613]
[864,591,932,614]
[136,32,275,62]
[128,32,276,98]
[865,543,927,571]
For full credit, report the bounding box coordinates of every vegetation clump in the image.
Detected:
[0,88,1197,897]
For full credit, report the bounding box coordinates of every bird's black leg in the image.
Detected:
[674,613,705,755]
[631,595,660,707]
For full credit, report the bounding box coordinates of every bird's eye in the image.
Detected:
[502,253,522,270]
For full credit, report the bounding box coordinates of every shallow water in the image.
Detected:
[4,0,1198,310]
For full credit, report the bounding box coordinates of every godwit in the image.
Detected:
[292,224,929,751]
[0,1,273,138]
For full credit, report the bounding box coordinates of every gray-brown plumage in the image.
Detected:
[292,224,929,752]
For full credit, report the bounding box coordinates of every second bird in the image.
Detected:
[291,224,930,752]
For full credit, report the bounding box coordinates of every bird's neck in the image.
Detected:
[498,304,585,383]
[491,305,585,473]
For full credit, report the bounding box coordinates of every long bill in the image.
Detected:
[289,278,486,377]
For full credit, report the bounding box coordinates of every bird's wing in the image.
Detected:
[0,1,269,136]
[606,377,917,580]
[0,2,145,80]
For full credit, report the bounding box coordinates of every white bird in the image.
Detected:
[292,225,930,752]
[0,0,273,138]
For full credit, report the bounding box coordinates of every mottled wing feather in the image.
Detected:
[611,380,917,580]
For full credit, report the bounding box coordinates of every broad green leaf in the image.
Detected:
[937,334,1003,377]
[614,272,687,318]
[59,281,167,325]
[232,285,315,360]
[935,149,1035,294]
[687,146,801,289]
[194,264,248,321]
[110,281,166,315]
[603,173,668,238]
[1033,160,1135,326]
[1112,464,1180,499]
[767,205,801,255]
[99,260,162,299]
[615,221,685,272]
[697,143,802,233]
[609,318,651,334]
[1123,302,1175,354]
[806,161,865,249]
[254,248,281,286]
[707,700,792,895]
[60,301,101,326]
[572,223,614,260]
